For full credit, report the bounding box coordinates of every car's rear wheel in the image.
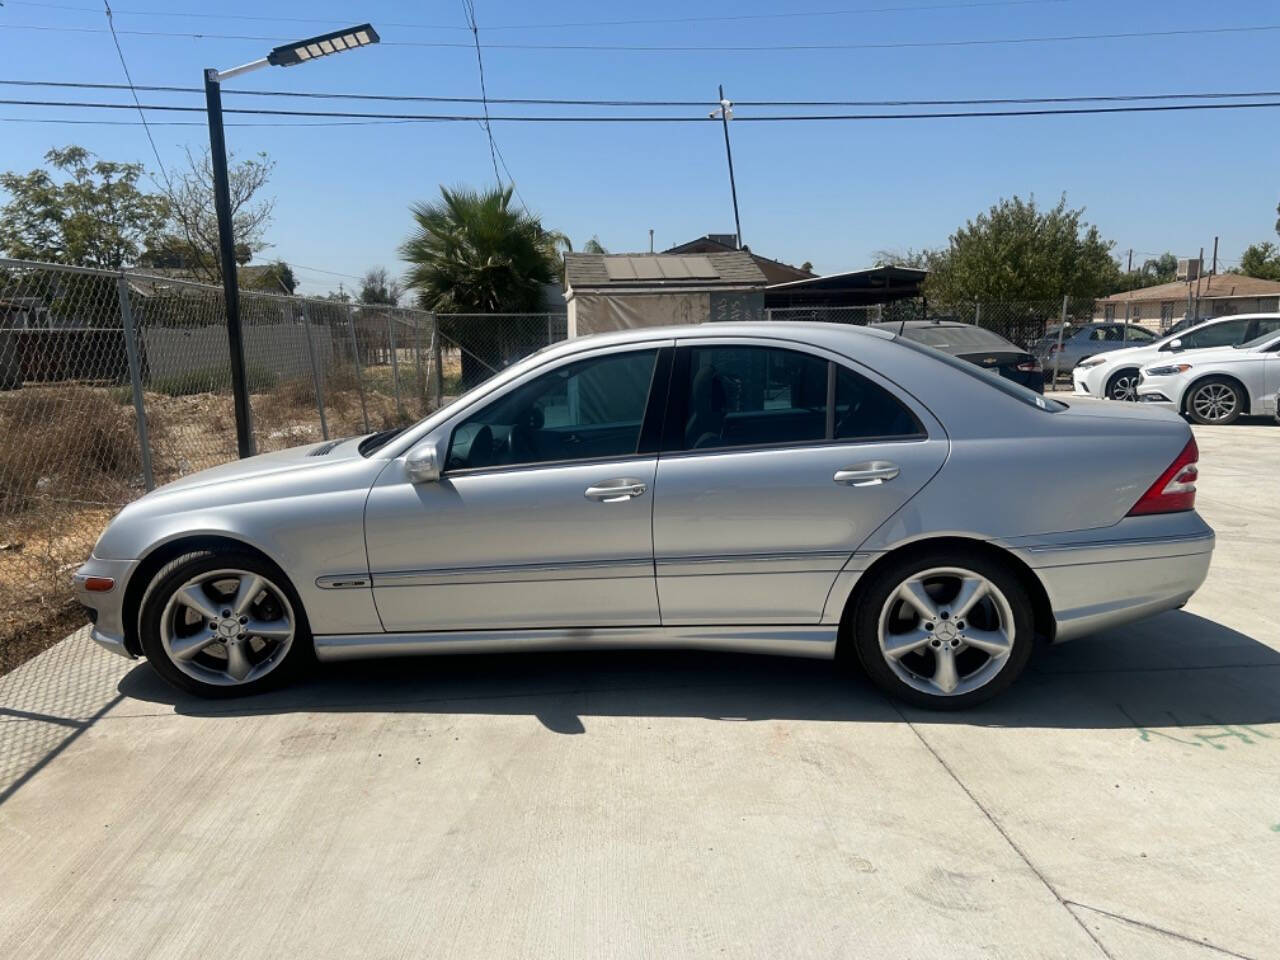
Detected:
[848,550,1034,709]
[1106,368,1140,402]
[1185,377,1243,425]
[138,550,311,698]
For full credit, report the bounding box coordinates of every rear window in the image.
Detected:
[894,336,1066,412]
[904,325,1018,352]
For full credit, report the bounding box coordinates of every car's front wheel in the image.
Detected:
[1185,377,1244,425]
[1106,368,1140,402]
[138,550,311,698]
[848,550,1034,709]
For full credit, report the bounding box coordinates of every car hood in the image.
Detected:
[1143,346,1251,369]
[154,436,370,495]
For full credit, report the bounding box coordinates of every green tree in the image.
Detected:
[359,266,404,305]
[1237,242,1280,281]
[401,185,565,387]
[581,235,609,254]
[243,260,297,295]
[0,146,168,268]
[925,194,1121,303]
[159,147,275,282]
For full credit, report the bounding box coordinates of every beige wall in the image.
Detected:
[568,291,710,337]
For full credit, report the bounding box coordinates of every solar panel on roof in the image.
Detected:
[602,255,722,282]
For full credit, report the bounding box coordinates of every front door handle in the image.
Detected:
[834,461,900,487]
[585,478,648,503]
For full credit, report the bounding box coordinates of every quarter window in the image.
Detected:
[834,366,924,440]
[446,349,658,471]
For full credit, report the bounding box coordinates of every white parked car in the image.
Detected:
[1073,314,1280,401]
[1136,329,1280,424]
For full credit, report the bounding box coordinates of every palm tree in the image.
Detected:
[400,185,566,388]
[401,185,563,313]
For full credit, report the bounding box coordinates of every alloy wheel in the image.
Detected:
[1190,383,1238,423]
[1108,373,1139,401]
[159,568,297,686]
[877,567,1016,697]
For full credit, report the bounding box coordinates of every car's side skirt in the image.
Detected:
[313,624,838,662]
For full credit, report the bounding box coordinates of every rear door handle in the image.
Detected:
[834,461,900,486]
[585,478,648,503]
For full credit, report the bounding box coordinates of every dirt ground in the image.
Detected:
[0,371,429,674]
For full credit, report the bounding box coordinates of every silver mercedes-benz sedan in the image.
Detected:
[75,322,1213,708]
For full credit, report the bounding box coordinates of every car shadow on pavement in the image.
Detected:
[116,609,1280,735]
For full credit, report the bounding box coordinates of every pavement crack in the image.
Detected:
[1064,900,1258,960]
[891,701,1116,960]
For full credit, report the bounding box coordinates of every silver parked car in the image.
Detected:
[1035,322,1160,379]
[76,323,1214,709]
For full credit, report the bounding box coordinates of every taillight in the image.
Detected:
[1016,359,1042,372]
[1127,437,1198,516]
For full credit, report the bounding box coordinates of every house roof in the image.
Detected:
[764,265,928,307]
[1098,274,1280,302]
[663,234,815,281]
[564,252,768,291]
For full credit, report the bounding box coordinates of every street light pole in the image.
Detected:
[202,23,379,458]
[204,67,254,459]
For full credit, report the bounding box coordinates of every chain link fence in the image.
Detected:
[0,257,568,670]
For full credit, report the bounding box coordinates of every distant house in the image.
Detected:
[663,234,814,285]
[563,252,768,337]
[1096,274,1280,329]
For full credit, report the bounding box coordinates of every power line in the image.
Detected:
[0,116,439,128]
[7,97,1280,122]
[5,21,1280,53]
[6,79,1280,110]
[0,0,1089,33]
[460,0,503,187]
[100,0,171,190]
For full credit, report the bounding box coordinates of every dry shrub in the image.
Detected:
[0,386,154,513]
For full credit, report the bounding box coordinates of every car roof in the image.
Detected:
[558,320,895,352]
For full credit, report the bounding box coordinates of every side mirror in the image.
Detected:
[1169,338,1184,352]
[405,440,443,484]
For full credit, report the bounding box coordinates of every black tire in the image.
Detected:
[1184,376,1244,425]
[1105,368,1140,402]
[845,548,1035,710]
[138,550,312,698]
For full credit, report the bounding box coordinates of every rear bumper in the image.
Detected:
[1010,513,1214,642]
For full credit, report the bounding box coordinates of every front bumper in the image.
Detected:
[1136,372,1181,412]
[1072,364,1108,397]
[1011,513,1214,642]
[73,556,139,659]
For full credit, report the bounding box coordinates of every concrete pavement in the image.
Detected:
[1,421,1277,959]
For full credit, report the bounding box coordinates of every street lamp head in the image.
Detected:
[267,23,380,67]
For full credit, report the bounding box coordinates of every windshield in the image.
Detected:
[893,336,1066,411]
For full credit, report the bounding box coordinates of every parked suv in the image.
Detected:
[1035,323,1159,382]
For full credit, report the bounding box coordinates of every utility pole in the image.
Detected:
[711,85,743,249]
[649,228,654,254]
[1194,245,1205,323]
[1211,236,1219,275]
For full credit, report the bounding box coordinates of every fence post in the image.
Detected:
[345,303,369,432]
[974,301,981,327]
[413,313,424,412]
[300,307,329,440]
[116,276,155,491]
[387,312,402,414]
[1052,294,1069,386]
[431,314,443,409]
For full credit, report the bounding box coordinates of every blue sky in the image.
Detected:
[1,0,1278,296]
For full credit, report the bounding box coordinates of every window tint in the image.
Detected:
[905,325,1017,352]
[1182,320,1247,349]
[447,349,657,470]
[834,366,923,440]
[1254,318,1280,338]
[680,346,827,450]
[1088,326,1113,341]
[1124,326,1157,341]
